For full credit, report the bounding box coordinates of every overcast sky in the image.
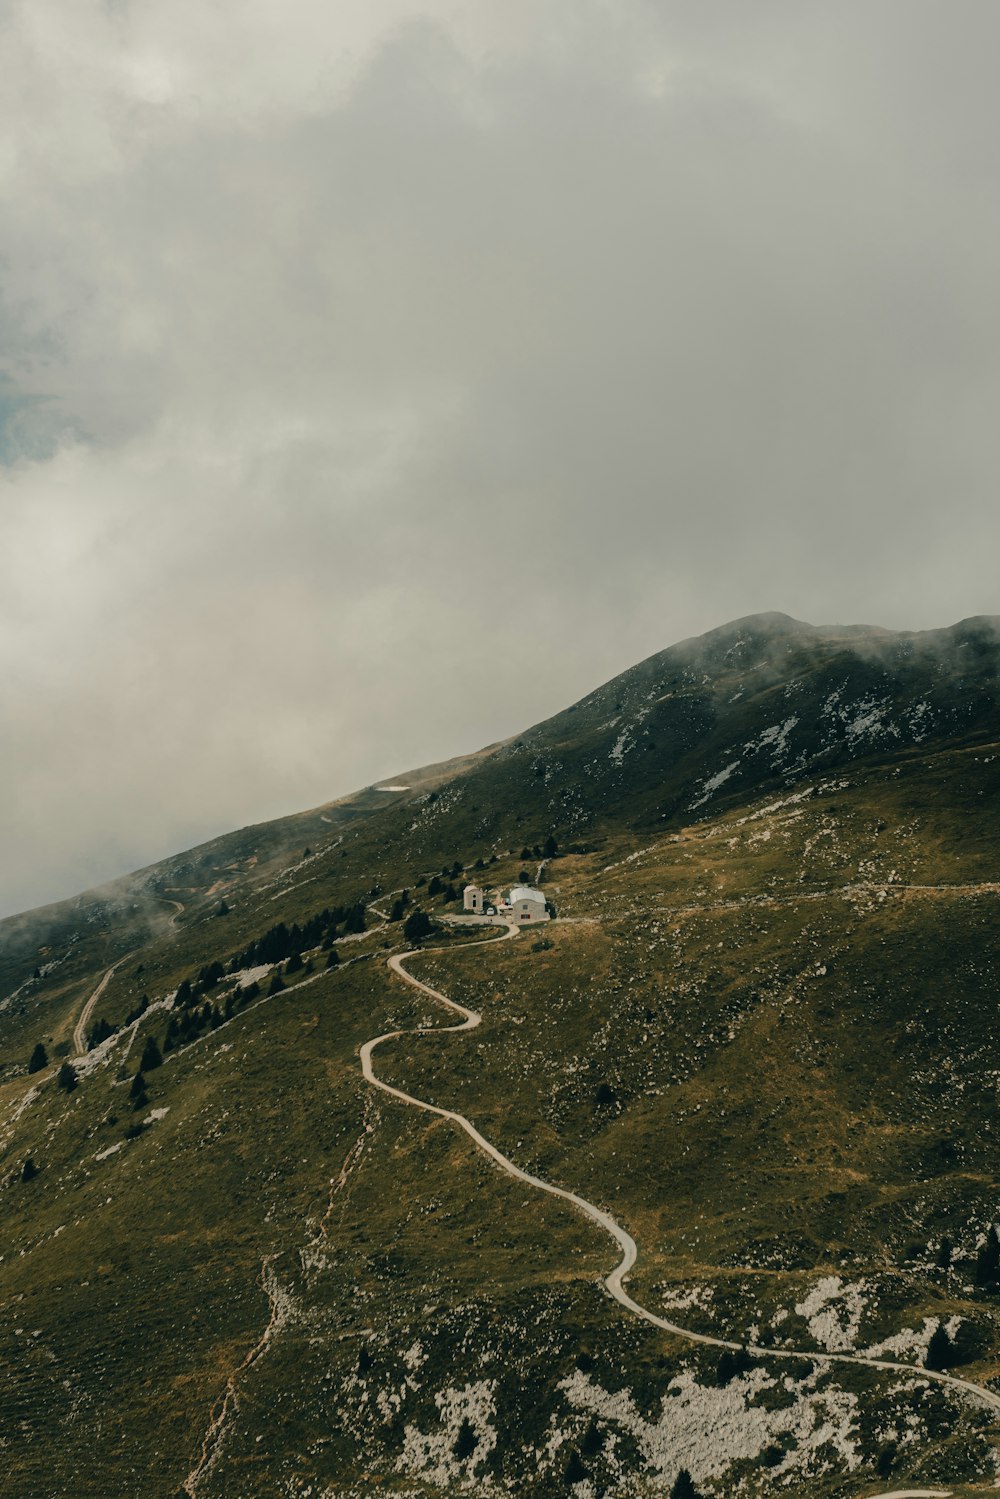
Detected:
[1,1,999,916]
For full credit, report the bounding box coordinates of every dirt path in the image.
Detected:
[73,956,132,1056]
[72,895,183,1057]
[362,929,1000,1418]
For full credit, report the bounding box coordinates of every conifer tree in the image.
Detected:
[21,1157,38,1182]
[670,1470,698,1499]
[57,1061,78,1093]
[936,1235,953,1270]
[403,909,433,944]
[28,1043,48,1074]
[130,1071,148,1110]
[564,1450,588,1484]
[976,1225,1000,1287]
[453,1419,478,1461]
[580,1418,604,1456]
[140,1036,163,1072]
[326,947,340,970]
[925,1323,952,1371]
[268,971,285,996]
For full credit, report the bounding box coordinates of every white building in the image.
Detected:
[504,885,549,923]
[463,883,485,913]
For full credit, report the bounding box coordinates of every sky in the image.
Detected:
[1,0,999,917]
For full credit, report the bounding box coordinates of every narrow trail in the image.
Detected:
[182,1255,292,1498]
[73,956,131,1056]
[362,926,1000,1419]
[72,895,183,1057]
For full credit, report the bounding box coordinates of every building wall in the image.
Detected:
[508,898,549,923]
[463,886,484,912]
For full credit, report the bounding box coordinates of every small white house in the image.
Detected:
[505,885,549,923]
[463,884,485,913]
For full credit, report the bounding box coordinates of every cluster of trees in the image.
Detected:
[426,876,459,902]
[87,993,149,1052]
[519,835,558,861]
[230,902,364,972]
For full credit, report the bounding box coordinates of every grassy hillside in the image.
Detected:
[1,612,999,1497]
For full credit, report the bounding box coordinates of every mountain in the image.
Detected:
[2,611,1000,1497]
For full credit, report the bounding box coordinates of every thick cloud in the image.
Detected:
[1,1,999,915]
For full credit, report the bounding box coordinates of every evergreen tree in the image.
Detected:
[543,834,558,857]
[520,847,532,861]
[326,947,340,970]
[926,1323,952,1371]
[21,1157,38,1182]
[389,898,405,922]
[57,1061,78,1093]
[216,900,230,916]
[268,971,285,996]
[428,875,443,896]
[715,1347,754,1386]
[140,1036,163,1072]
[89,1017,115,1049]
[564,1450,588,1484]
[976,1225,1000,1287]
[936,1235,953,1270]
[130,1071,148,1104]
[174,978,193,1008]
[580,1419,604,1457]
[285,951,303,975]
[670,1470,698,1499]
[27,1043,48,1074]
[453,1418,478,1461]
[403,909,433,944]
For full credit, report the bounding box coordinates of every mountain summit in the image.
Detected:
[2,613,1000,1496]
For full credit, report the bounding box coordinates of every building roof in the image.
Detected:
[508,885,545,905]
[463,883,483,894]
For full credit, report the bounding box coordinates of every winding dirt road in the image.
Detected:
[361,925,1000,1420]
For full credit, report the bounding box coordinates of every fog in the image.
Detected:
[2,1,999,915]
